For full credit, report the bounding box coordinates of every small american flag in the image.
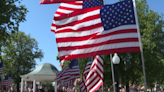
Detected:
[62,59,80,87]
[55,65,70,82]
[51,0,104,32]
[85,55,103,92]
[54,0,141,61]
[55,59,80,82]
[0,62,3,74]
[74,78,79,86]
[79,57,92,92]
[2,75,9,86]
[8,74,12,86]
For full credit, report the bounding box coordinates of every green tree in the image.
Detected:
[137,0,164,89]
[2,31,43,92]
[42,82,54,90]
[0,0,27,51]
[117,0,164,91]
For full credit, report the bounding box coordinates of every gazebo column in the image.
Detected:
[25,81,27,91]
[55,81,57,92]
[33,80,36,92]
[21,78,24,92]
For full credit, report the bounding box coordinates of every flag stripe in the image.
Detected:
[55,19,103,33]
[59,3,83,9]
[56,29,137,42]
[59,42,139,57]
[56,26,136,38]
[58,38,138,51]
[85,55,103,92]
[58,6,82,11]
[60,47,140,61]
[56,14,101,29]
[54,6,101,21]
[90,80,103,92]
[55,23,102,33]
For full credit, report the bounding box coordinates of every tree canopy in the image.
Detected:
[2,31,44,92]
[0,0,27,49]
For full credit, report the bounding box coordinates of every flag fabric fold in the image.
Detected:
[54,0,141,61]
[74,78,79,86]
[79,57,92,92]
[85,55,103,92]
[80,55,103,92]
[51,0,104,32]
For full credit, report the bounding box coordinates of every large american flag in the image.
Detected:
[55,59,80,83]
[51,0,104,32]
[79,57,92,92]
[54,0,141,61]
[0,62,3,74]
[85,55,103,92]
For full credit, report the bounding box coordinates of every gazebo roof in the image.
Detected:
[20,63,59,82]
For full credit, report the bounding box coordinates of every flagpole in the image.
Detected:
[100,55,104,92]
[71,80,73,92]
[79,60,81,92]
[102,79,104,92]
[110,54,116,92]
[132,0,147,91]
[67,61,71,92]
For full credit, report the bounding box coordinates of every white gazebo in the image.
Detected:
[20,63,59,92]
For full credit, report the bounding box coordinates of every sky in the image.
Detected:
[19,0,164,71]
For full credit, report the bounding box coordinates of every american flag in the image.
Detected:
[74,78,79,86]
[85,55,103,92]
[62,59,80,87]
[8,73,12,86]
[54,0,141,61]
[55,65,69,82]
[69,59,80,78]
[2,75,9,86]
[79,57,92,92]
[51,0,104,32]
[55,59,80,82]
[0,62,3,74]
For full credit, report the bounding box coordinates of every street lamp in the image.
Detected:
[112,53,120,92]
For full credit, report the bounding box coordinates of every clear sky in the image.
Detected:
[19,0,164,71]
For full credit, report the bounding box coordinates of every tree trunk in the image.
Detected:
[17,82,20,92]
[126,81,129,92]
